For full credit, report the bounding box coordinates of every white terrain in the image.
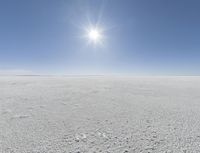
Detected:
[1,76,200,153]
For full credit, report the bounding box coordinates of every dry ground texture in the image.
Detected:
[1,76,200,153]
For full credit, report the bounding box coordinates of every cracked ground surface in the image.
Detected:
[1,76,200,153]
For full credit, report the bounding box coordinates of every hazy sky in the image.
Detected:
[1,0,200,75]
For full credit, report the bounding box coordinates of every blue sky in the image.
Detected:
[0,0,200,75]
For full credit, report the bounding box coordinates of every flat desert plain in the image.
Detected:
[1,76,200,153]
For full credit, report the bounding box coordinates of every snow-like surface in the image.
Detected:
[1,76,200,153]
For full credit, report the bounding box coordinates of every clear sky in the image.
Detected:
[1,0,200,75]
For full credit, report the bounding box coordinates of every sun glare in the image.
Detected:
[85,26,104,46]
[87,28,102,44]
[81,22,105,46]
[88,29,101,41]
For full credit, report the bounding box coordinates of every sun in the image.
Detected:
[86,27,103,45]
[81,23,105,46]
[88,29,101,41]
